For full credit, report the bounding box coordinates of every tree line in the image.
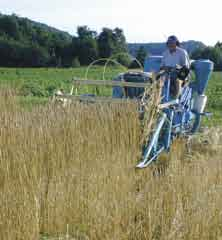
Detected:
[191,42,222,71]
[0,14,133,68]
[0,14,221,70]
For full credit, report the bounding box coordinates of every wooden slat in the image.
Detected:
[72,79,151,88]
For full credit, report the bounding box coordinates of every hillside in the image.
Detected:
[128,41,206,56]
[0,13,72,42]
[0,14,74,67]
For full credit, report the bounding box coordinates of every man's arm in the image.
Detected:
[180,50,190,68]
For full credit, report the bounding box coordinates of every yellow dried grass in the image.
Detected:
[0,89,222,240]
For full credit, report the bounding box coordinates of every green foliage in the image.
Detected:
[202,72,222,126]
[0,66,124,98]
[0,14,130,67]
[191,43,222,71]
[97,28,115,58]
[0,14,72,67]
[0,67,220,126]
[97,27,128,59]
[115,54,131,67]
[74,36,98,65]
[136,46,147,66]
[20,81,46,97]
[0,14,20,40]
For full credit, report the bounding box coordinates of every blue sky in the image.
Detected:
[1,0,221,45]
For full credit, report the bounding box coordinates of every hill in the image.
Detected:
[0,13,73,67]
[0,13,72,42]
[128,41,206,56]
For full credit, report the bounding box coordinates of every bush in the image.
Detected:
[115,54,131,67]
[46,84,57,96]
[20,81,46,97]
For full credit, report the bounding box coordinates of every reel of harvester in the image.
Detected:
[53,55,214,169]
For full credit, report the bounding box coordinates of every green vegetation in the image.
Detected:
[204,72,222,125]
[1,13,222,70]
[0,14,130,68]
[0,67,220,124]
[191,42,222,71]
[0,66,125,96]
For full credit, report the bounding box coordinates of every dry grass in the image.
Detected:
[0,89,222,240]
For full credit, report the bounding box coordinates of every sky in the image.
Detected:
[0,0,221,45]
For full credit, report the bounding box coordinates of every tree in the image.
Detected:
[97,27,129,64]
[112,28,128,54]
[78,37,98,65]
[0,15,20,40]
[72,26,98,65]
[215,42,222,49]
[191,46,222,71]
[21,45,50,67]
[136,46,147,66]
[77,26,97,39]
[97,28,115,58]
[0,13,72,67]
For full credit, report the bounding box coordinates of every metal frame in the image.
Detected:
[136,71,203,168]
[72,78,151,88]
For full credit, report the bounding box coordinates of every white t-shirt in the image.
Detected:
[161,47,190,68]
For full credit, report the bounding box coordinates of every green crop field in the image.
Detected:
[0,66,126,108]
[0,67,221,125]
[0,66,125,95]
[204,72,222,125]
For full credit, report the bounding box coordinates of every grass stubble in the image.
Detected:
[0,89,222,240]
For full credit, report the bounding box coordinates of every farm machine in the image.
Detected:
[55,56,214,168]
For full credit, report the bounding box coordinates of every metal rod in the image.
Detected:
[136,146,165,168]
[54,94,138,103]
[158,99,179,109]
[136,113,167,168]
[72,79,151,88]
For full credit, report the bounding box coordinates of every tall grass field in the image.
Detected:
[0,67,222,240]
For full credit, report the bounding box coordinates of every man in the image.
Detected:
[161,35,190,69]
[161,36,190,97]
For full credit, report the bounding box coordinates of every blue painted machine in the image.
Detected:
[136,57,214,168]
[58,56,214,168]
[112,56,214,168]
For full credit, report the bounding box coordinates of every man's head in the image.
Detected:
[167,35,179,52]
